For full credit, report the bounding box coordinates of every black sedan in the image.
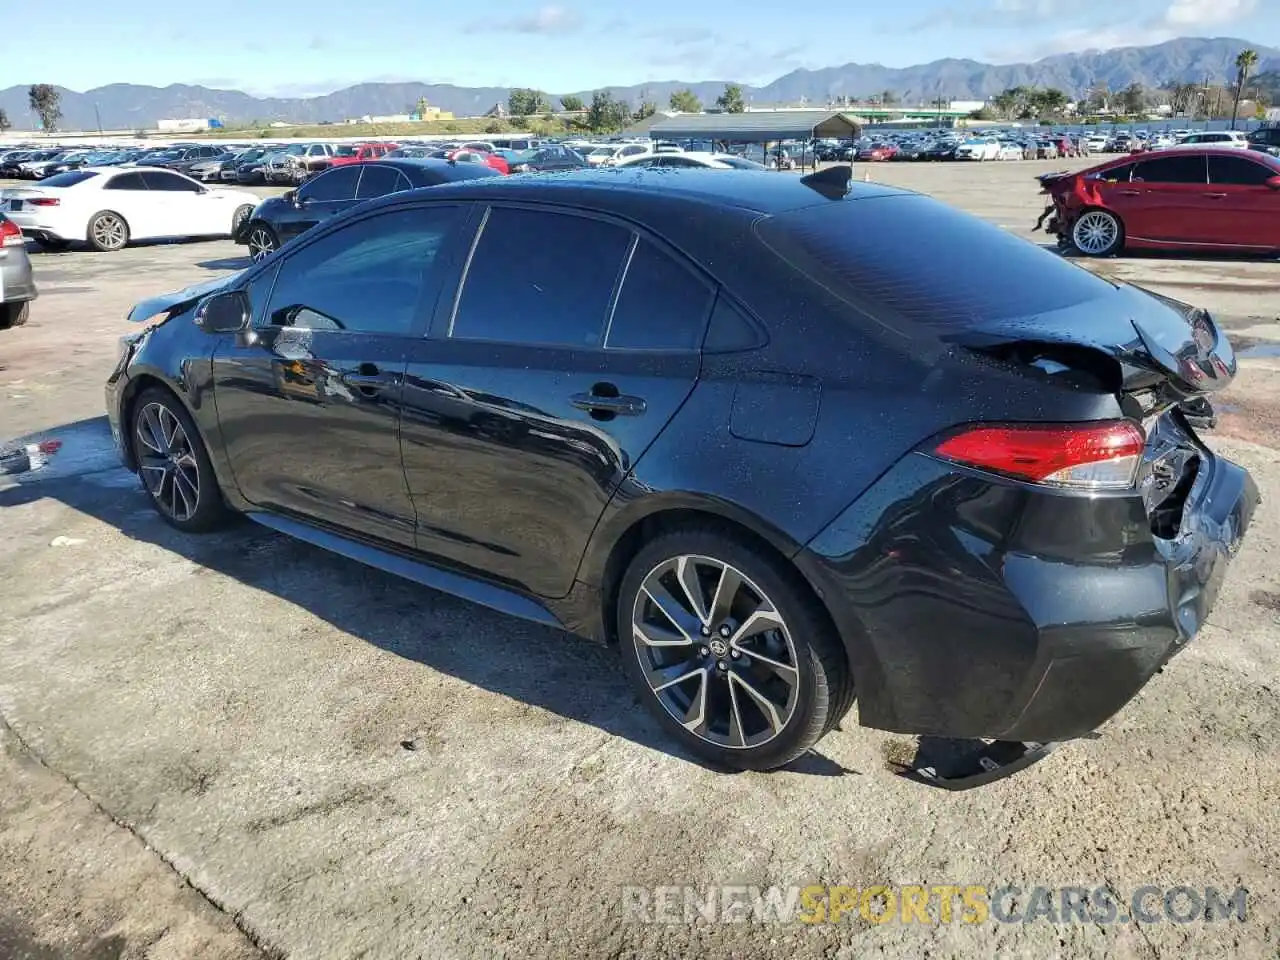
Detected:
[107,167,1255,784]
[233,158,500,261]
[507,144,588,173]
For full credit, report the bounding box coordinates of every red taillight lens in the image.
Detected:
[934,421,1145,490]
[0,218,22,247]
[28,197,59,207]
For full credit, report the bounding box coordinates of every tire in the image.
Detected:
[232,204,254,236]
[617,525,852,771]
[129,386,231,533]
[1071,208,1124,257]
[33,237,71,252]
[245,222,279,262]
[0,301,30,330]
[87,211,130,252]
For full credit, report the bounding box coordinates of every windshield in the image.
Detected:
[589,147,615,157]
[756,194,1113,331]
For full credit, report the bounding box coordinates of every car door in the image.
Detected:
[1124,153,1211,244]
[99,170,159,238]
[210,204,469,547]
[283,165,362,242]
[1205,153,1280,249]
[138,170,212,236]
[399,204,712,598]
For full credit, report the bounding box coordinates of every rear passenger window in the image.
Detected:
[355,165,405,199]
[106,172,147,190]
[1208,155,1274,186]
[450,207,631,346]
[606,240,713,351]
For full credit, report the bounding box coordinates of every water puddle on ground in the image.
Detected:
[1240,342,1280,359]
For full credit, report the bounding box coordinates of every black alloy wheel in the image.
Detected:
[130,387,231,532]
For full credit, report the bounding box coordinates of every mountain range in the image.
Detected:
[2,36,1277,131]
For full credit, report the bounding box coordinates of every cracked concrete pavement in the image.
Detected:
[1,161,1278,958]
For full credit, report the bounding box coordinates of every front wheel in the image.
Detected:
[245,222,278,262]
[1071,209,1124,257]
[130,387,231,532]
[0,301,30,330]
[618,527,853,771]
[231,204,254,237]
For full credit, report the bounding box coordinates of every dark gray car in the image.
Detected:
[0,212,37,329]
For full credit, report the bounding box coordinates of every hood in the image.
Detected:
[939,281,1235,403]
[127,271,244,323]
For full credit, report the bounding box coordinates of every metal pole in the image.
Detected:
[94,103,103,134]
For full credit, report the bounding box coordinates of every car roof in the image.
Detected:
[367,167,910,217]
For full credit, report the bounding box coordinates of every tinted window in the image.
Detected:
[299,166,360,202]
[1208,155,1274,186]
[356,164,406,199]
[660,156,702,168]
[450,207,631,346]
[627,157,660,167]
[142,171,201,192]
[1092,163,1134,183]
[105,172,148,190]
[266,207,460,335]
[606,240,713,351]
[40,170,99,188]
[757,194,1114,330]
[1131,155,1206,184]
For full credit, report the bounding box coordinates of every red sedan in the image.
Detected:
[1038,148,1280,256]
[857,143,898,161]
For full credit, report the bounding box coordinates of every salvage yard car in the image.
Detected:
[107,167,1257,786]
[2,168,260,252]
[1038,147,1280,257]
[0,212,37,329]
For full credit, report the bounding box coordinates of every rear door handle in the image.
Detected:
[1204,192,1229,199]
[570,388,646,417]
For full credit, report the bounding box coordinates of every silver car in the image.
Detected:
[0,212,37,330]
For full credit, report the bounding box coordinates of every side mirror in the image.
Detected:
[1267,176,1280,191]
[282,189,297,204]
[194,290,250,334]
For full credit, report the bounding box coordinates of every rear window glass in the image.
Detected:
[39,171,99,188]
[756,194,1114,330]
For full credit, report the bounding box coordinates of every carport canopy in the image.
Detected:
[646,111,862,144]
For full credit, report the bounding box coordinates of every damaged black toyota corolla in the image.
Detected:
[106,167,1258,787]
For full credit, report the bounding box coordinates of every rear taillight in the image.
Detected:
[28,197,59,207]
[934,420,1145,490]
[0,218,22,246]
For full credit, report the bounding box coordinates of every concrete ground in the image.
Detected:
[1,160,1278,959]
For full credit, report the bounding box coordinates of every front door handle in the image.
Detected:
[571,386,646,418]
[340,363,398,394]
[1204,192,1229,199]
[1117,189,1142,196]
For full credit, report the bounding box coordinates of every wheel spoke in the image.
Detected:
[172,467,198,519]
[729,672,785,738]
[647,663,703,694]
[632,620,691,648]
[642,582,701,643]
[678,668,709,735]
[674,556,710,625]
[729,605,785,645]
[727,678,747,747]
[708,564,743,627]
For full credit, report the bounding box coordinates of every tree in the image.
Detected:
[586,91,632,132]
[559,94,584,112]
[0,109,9,133]
[1121,83,1146,115]
[507,88,548,116]
[1039,88,1068,114]
[716,83,746,113]
[1231,48,1259,129]
[992,89,1019,118]
[28,84,61,132]
[414,96,431,117]
[1084,83,1110,113]
[669,88,701,113]
[633,101,656,121]
[484,120,508,134]
[880,89,899,106]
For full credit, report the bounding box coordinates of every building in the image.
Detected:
[157,118,221,133]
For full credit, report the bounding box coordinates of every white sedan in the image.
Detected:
[995,142,1025,160]
[954,138,1002,161]
[613,151,767,170]
[0,167,260,252]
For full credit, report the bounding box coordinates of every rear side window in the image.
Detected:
[356,165,407,199]
[756,195,1114,330]
[39,171,98,188]
[300,166,360,202]
[105,172,148,190]
[606,240,714,351]
[1131,155,1206,183]
[1092,163,1133,182]
[450,207,631,346]
[1208,155,1275,186]
[142,171,200,192]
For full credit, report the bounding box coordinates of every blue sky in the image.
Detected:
[4,0,1275,96]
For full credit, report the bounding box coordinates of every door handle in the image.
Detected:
[570,385,646,418]
[1117,189,1142,196]
[1203,192,1228,199]
[340,363,398,393]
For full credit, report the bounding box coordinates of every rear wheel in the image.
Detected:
[0,302,30,330]
[87,211,129,252]
[1071,209,1124,257]
[245,222,278,262]
[232,204,254,236]
[618,526,852,771]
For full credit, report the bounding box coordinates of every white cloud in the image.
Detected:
[1163,0,1257,27]
[464,5,583,34]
